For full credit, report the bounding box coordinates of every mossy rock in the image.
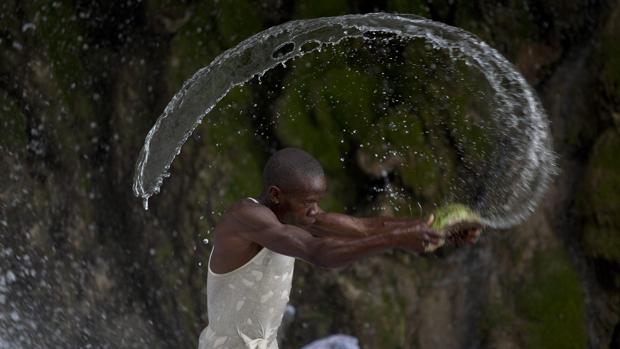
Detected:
[386,0,430,17]
[182,85,263,214]
[600,5,620,102]
[216,0,262,48]
[273,45,384,212]
[293,0,349,19]
[479,248,587,349]
[166,1,221,88]
[0,92,27,151]
[515,249,587,349]
[580,129,620,268]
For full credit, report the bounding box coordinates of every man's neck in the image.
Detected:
[256,192,288,224]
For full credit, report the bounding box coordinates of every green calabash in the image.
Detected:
[424,203,484,252]
[431,203,483,232]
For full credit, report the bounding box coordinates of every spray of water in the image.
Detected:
[132,13,556,228]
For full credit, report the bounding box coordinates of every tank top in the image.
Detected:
[198,198,296,349]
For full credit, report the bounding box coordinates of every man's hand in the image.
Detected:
[446,226,482,247]
[389,216,443,253]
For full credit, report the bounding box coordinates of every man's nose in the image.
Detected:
[308,204,319,216]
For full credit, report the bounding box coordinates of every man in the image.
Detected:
[198,148,478,349]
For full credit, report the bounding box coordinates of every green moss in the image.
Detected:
[274,78,347,211]
[348,270,408,348]
[386,0,430,17]
[154,243,174,266]
[390,40,495,201]
[274,35,496,212]
[583,226,620,267]
[23,0,100,159]
[454,1,535,59]
[29,1,88,103]
[0,92,27,151]
[273,46,383,212]
[515,249,587,349]
[293,0,349,19]
[145,0,188,15]
[580,130,620,264]
[600,12,620,101]
[34,0,78,82]
[216,0,262,48]
[479,301,518,341]
[188,85,263,214]
[374,107,440,199]
[167,2,222,88]
[177,286,199,325]
[166,0,263,88]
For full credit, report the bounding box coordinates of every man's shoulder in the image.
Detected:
[227,198,270,214]
[222,198,278,227]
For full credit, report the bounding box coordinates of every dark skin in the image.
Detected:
[209,175,480,273]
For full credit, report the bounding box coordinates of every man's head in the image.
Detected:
[262,148,326,226]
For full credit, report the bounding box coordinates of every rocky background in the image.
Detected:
[1,0,619,348]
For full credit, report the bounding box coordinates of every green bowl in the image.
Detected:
[425,203,484,252]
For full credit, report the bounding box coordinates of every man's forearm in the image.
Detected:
[308,232,400,268]
[311,213,423,238]
[307,213,367,238]
[356,216,415,234]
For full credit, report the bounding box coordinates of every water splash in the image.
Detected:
[133,13,556,228]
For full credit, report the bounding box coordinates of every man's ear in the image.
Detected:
[268,186,281,204]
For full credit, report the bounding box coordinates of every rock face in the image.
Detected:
[0,1,618,348]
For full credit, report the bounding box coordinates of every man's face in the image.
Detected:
[280,175,326,226]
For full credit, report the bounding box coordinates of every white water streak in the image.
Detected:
[132,13,556,228]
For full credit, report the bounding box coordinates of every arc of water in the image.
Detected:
[132,13,556,228]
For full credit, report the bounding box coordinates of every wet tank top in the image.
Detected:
[198,198,296,349]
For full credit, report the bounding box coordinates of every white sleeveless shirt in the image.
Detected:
[198,198,296,349]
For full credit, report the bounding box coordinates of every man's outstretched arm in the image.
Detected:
[307,211,432,238]
[233,206,440,268]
